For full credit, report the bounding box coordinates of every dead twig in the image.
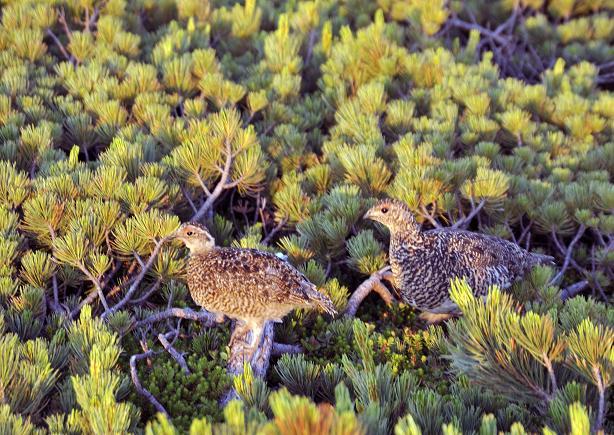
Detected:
[448,18,509,45]
[419,205,442,229]
[51,274,62,312]
[76,262,110,312]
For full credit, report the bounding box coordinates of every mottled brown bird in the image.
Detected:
[364,199,554,323]
[173,222,336,353]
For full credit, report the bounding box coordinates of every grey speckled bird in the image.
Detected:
[364,199,555,323]
[173,222,336,352]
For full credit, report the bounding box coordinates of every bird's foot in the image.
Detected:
[418,311,456,325]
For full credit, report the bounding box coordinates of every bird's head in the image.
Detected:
[172,222,216,254]
[363,198,419,235]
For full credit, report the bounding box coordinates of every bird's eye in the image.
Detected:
[381,207,389,214]
[186,231,193,236]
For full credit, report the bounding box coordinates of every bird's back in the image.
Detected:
[187,247,334,321]
[390,228,550,311]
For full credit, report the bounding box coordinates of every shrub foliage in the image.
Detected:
[0,0,612,433]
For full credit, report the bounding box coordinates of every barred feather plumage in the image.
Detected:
[364,199,555,321]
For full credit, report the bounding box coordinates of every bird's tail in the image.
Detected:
[530,252,556,266]
[308,287,337,316]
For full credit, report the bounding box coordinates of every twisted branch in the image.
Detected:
[130,349,168,416]
[158,332,190,374]
[344,266,396,317]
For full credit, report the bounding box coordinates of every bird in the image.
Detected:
[363,198,555,323]
[172,222,336,356]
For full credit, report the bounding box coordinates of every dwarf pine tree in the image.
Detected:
[0,0,612,433]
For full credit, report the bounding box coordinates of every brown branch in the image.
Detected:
[51,274,62,312]
[179,184,198,214]
[344,266,395,317]
[84,6,100,33]
[75,262,110,312]
[419,205,442,229]
[305,29,317,64]
[58,9,72,40]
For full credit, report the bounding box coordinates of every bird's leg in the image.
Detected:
[244,323,264,360]
[229,322,248,348]
[249,324,264,351]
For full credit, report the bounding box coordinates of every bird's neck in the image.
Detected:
[187,244,216,256]
[389,223,421,245]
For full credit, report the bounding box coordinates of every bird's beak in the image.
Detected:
[363,209,374,220]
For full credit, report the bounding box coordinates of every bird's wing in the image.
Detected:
[434,230,521,270]
[241,249,317,306]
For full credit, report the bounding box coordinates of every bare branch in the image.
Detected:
[271,342,303,356]
[419,205,442,229]
[76,262,110,312]
[448,17,509,45]
[51,274,62,312]
[135,307,217,329]
[103,238,169,318]
[129,278,162,305]
[84,6,100,33]
[560,280,589,301]
[451,200,486,229]
[45,29,72,62]
[191,139,233,222]
[305,29,317,64]
[178,184,198,214]
[262,217,287,245]
[130,349,168,416]
[222,322,274,404]
[58,9,72,38]
[158,333,190,374]
[195,173,212,197]
[550,225,586,285]
[345,266,395,317]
